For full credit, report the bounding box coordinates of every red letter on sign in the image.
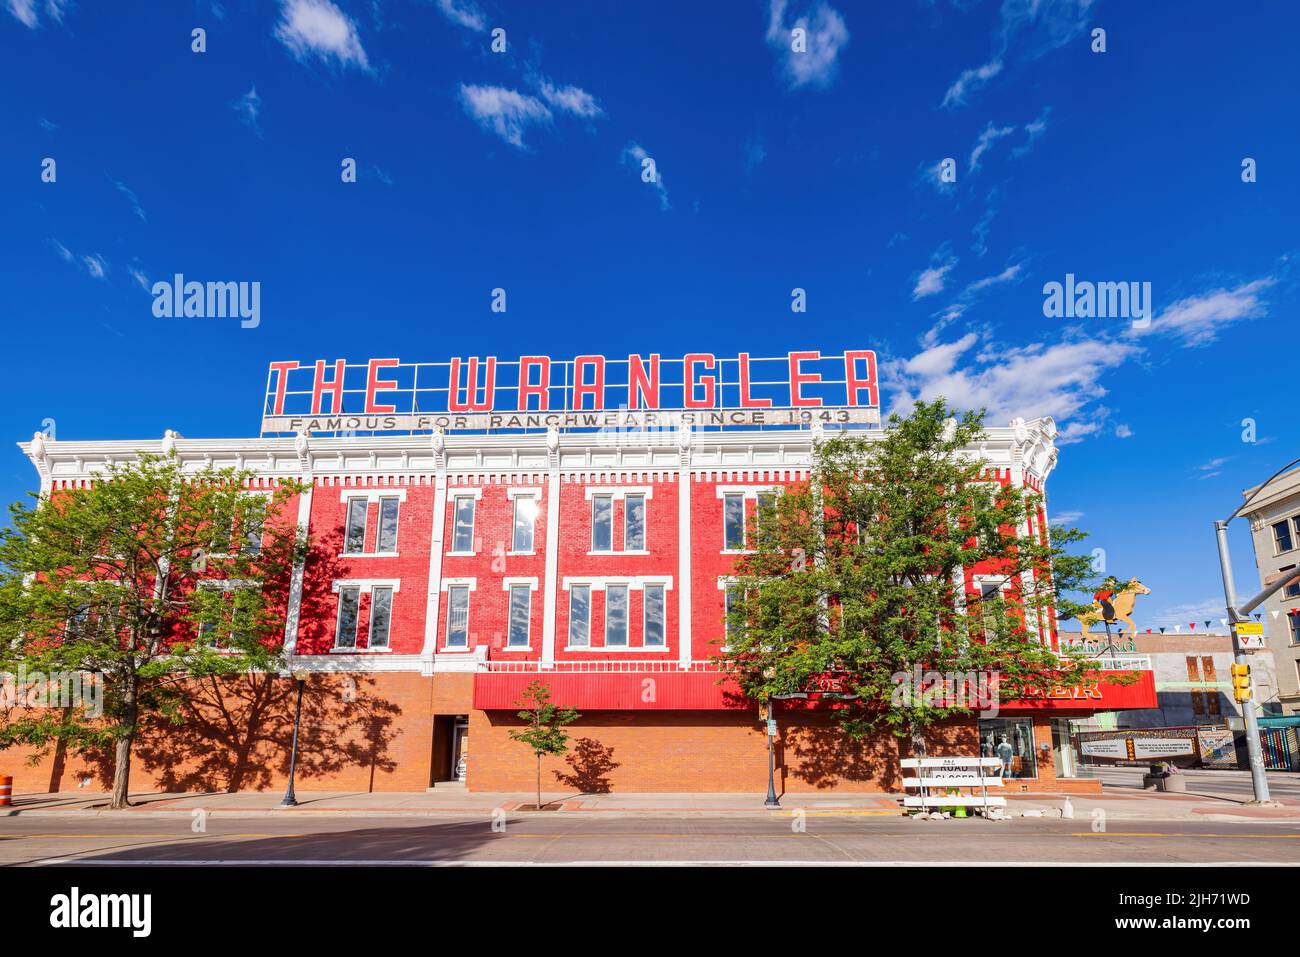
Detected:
[311,359,346,415]
[269,361,298,415]
[683,353,716,409]
[738,353,772,408]
[844,350,879,406]
[448,357,497,412]
[788,351,822,407]
[518,356,550,411]
[627,354,660,409]
[365,358,400,414]
[572,355,605,410]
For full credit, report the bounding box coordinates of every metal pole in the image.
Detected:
[764,697,780,808]
[1214,520,1272,804]
[279,677,305,808]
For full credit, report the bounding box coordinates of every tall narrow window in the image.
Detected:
[376,497,400,553]
[243,505,264,555]
[446,585,470,648]
[644,584,665,647]
[979,582,1002,637]
[605,584,628,647]
[344,499,368,554]
[513,496,537,553]
[723,493,745,550]
[508,585,531,648]
[369,586,392,649]
[592,494,613,551]
[756,491,777,544]
[336,586,361,648]
[1290,612,1300,645]
[1274,519,1295,554]
[452,497,476,553]
[624,494,646,551]
[568,585,591,647]
[723,585,742,648]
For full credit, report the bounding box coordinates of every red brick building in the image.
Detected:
[9,354,1156,795]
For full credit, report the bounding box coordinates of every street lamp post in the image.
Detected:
[1212,455,1300,806]
[764,697,780,809]
[278,669,308,809]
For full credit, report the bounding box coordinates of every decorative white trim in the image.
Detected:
[714,485,781,499]
[506,487,543,499]
[440,577,477,591]
[449,488,484,500]
[502,576,540,591]
[561,576,673,591]
[339,489,407,503]
[331,578,401,594]
[584,486,654,501]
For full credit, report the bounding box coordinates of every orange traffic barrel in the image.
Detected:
[0,776,11,806]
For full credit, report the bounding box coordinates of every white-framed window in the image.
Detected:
[625,493,646,551]
[755,490,778,545]
[568,584,591,647]
[592,494,614,551]
[1275,518,1297,555]
[369,585,393,649]
[507,584,532,648]
[376,497,400,553]
[335,585,361,648]
[445,585,470,648]
[452,496,476,553]
[344,498,368,555]
[643,583,666,647]
[723,493,745,550]
[723,582,742,648]
[512,495,538,553]
[605,584,629,647]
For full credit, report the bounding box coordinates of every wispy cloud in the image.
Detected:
[765,0,850,91]
[50,239,109,280]
[534,78,603,118]
[968,123,1015,173]
[912,248,957,299]
[127,265,151,293]
[941,1,1093,109]
[7,0,67,28]
[459,85,552,149]
[1130,278,1276,347]
[231,86,262,135]
[435,0,486,32]
[111,177,146,222]
[622,142,670,211]
[1012,107,1051,158]
[1114,424,1133,439]
[274,0,371,72]
[1050,510,1084,526]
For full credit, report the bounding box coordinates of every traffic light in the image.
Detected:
[1231,662,1252,703]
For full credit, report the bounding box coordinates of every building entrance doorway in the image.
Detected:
[431,715,470,786]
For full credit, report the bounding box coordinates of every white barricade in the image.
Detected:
[900,756,1007,812]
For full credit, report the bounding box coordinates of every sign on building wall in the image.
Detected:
[260,350,880,435]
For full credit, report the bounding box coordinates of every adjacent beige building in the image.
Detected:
[1242,467,1300,714]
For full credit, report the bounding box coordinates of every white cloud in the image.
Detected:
[80,254,108,279]
[111,178,146,222]
[1114,424,1133,439]
[535,79,603,118]
[912,252,957,299]
[622,142,670,211]
[1150,599,1229,630]
[231,86,262,135]
[274,0,370,72]
[1132,278,1275,347]
[127,266,151,293]
[968,122,1015,173]
[436,0,486,32]
[48,238,73,262]
[7,0,66,28]
[964,262,1022,293]
[459,85,552,149]
[887,332,1139,432]
[942,0,1093,109]
[1050,510,1084,526]
[765,0,850,91]
[1012,108,1051,158]
[942,60,1002,109]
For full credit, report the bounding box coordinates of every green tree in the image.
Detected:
[507,679,579,809]
[0,455,306,808]
[717,399,1108,756]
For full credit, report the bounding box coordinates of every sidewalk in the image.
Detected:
[7,786,1300,822]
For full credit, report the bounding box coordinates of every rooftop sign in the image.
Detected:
[260,351,880,435]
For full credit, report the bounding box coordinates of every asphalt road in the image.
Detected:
[4,813,1300,865]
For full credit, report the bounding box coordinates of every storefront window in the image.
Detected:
[979,718,1037,779]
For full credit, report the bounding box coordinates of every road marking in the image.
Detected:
[1071,832,1300,839]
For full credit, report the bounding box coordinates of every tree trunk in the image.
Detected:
[110,680,138,809]
[910,724,927,760]
[536,754,542,811]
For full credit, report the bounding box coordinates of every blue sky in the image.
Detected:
[3,0,1297,635]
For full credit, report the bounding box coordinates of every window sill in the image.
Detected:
[446,551,477,558]
[498,646,533,652]
[587,550,651,556]
[440,645,472,652]
[721,549,754,555]
[508,550,536,557]
[331,646,392,654]
[338,552,400,559]
[569,645,670,652]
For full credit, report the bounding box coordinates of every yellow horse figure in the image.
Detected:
[1076,578,1151,637]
